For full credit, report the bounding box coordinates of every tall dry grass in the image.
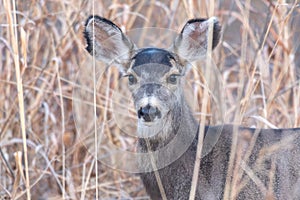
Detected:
[0,0,299,199]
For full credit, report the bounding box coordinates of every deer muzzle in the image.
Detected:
[138,104,162,122]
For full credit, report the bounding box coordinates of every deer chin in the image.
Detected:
[136,111,173,139]
[137,116,168,138]
[137,119,162,138]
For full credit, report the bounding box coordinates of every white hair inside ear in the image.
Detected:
[172,17,221,62]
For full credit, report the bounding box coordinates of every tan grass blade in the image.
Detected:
[3,0,31,199]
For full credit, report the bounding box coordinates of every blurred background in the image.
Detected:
[0,0,299,199]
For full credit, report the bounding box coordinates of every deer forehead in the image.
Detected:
[129,48,181,77]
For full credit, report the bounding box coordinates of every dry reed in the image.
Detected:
[0,0,299,199]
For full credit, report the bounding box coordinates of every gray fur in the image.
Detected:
[84,16,300,200]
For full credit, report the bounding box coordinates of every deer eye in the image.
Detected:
[128,74,137,85]
[167,74,179,84]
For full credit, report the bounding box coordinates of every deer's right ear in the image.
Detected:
[173,17,221,62]
[84,16,134,66]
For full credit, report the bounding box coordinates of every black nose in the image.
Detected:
[138,105,162,122]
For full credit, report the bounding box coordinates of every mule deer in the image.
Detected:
[84,16,300,200]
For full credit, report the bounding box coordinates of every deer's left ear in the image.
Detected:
[84,16,135,66]
[173,17,221,62]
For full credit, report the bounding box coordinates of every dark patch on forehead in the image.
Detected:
[132,48,175,68]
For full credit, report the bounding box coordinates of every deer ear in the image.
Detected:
[84,16,135,66]
[173,17,221,62]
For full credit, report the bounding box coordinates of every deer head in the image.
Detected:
[84,16,221,140]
